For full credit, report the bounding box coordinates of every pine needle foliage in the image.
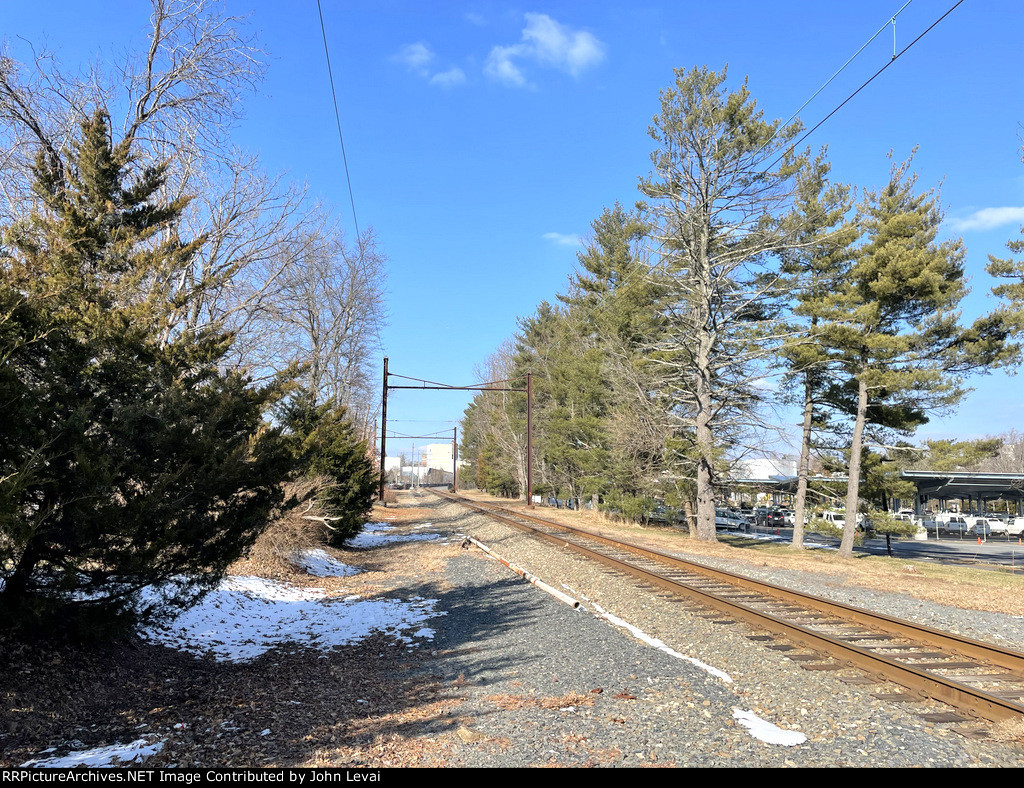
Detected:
[278,391,376,546]
[0,109,292,635]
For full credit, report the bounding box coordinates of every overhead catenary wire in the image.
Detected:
[750,0,914,164]
[536,0,964,362]
[316,0,360,240]
[762,0,965,174]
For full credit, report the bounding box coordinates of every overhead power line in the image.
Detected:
[543,0,965,358]
[316,0,360,239]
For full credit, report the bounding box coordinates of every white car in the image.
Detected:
[715,509,747,531]
[988,517,1024,537]
[966,517,996,537]
[931,513,968,535]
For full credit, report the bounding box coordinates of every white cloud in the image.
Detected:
[485,44,529,87]
[947,206,1024,232]
[485,13,605,88]
[521,13,605,77]
[395,42,467,89]
[394,42,434,76]
[543,232,582,247]
[430,67,467,88]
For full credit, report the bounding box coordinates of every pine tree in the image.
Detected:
[0,109,291,633]
[778,151,857,549]
[638,66,805,542]
[820,154,1011,558]
[986,148,1024,355]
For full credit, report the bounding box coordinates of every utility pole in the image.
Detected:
[378,357,388,504]
[526,372,533,508]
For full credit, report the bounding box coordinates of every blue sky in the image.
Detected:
[5,1,1024,459]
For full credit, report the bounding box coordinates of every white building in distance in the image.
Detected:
[731,455,797,480]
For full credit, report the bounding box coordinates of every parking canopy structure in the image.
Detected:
[900,470,1024,516]
[725,471,1024,516]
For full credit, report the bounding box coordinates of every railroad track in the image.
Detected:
[429,488,1024,726]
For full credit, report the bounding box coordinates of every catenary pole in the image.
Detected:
[379,357,389,504]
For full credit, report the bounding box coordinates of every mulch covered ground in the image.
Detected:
[0,499,467,769]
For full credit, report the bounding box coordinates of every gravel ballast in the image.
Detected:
[5,491,1022,768]
[410,492,1024,767]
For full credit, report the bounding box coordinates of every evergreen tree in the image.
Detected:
[820,154,1012,558]
[778,151,857,549]
[918,438,1003,472]
[986,148,1024,356]
[638,66,805,542]
[0,109,291,634]
[279,392,376,546]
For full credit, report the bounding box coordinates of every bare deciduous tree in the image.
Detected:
[251,224,386,427]
[1,0,387,425]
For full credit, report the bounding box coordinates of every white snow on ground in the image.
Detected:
[731,531,836,550]
[138,576,443,662]
[21,739,164,768]
[732,708,807,746]
[292,548,361,577]
[589,602,733,683]
[347,523,444,549]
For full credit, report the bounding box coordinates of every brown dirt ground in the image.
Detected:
[0,496,468,768]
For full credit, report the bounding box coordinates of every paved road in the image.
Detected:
[737,526,1024,569]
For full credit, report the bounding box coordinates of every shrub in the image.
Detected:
[0,111,291,636]
[279,393,376,546]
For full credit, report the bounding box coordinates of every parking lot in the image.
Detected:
[732,522,1024,569]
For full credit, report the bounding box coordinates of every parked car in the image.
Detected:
[649,505,684,525]
[989,517,1024,537]
[966,517,995,537]
[929,512,967,534]
[715,509,748,531]
[818,510,847,528]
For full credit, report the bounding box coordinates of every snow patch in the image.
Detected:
[292,549,360,578]
[347,523,443,548]
[590,602,733,683]
[21,739,164,768]
[139,576,443,662]
[732,708,807,746]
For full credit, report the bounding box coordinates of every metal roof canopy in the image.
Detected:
[900,470,1024,502]
[732,476,848,494]
[729,471,1024,503]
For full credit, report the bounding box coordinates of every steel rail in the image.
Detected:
[431,489,1024,723]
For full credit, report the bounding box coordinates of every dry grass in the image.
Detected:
[457,490,1024,617]
[229,479,332,580]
